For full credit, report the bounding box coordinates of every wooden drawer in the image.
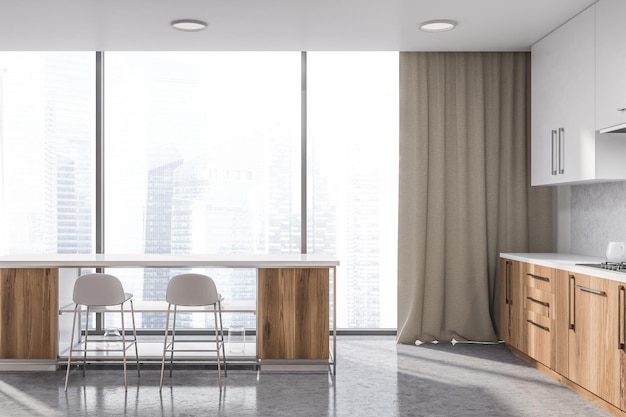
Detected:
[525,286,554,319]
[523,265,554,368]
[525,265,552,293]
[526,309,551,330]
[526,314,552,366]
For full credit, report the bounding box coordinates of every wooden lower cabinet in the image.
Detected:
[499,259,525,351]
[568,272,622,409]
[0,268,58,359]
[620,283,626,412]
[553,269,570,377]
[524,264,555,367]
[502,258,626,415]
[257,268,329,360]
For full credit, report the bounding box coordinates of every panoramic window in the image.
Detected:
[307,52,399,329]
[104,52,301,329]
[0,51,398,331]
[0,52,95,255]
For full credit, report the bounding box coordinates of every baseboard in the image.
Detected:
[0,359,58,371]
[258,359,331,373]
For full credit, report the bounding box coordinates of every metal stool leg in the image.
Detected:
[83,307,90,377]
[159,304,172,391]
[64,304,80,391]
[120,305,128,391]
[130,299,140,376]
[169,306,177,377]
[218,300,227,377]
[214,309,223,390]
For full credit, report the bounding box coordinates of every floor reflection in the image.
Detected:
[0,337,614,417]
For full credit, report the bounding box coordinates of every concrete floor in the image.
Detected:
[0,336,612,417]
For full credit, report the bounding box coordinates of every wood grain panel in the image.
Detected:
[568,273,621,408]
[521,263,554,368]
[0,268,58,359]
[525,264,552,292]
[616,282,626,411]
[553,269,570,377]
[525,286,552,318]
[525,315,552,366]
[258,268,296,359]
[509,261,525,351]
[294,268,329,359]
[257,268,329,360]
[498,259,509,342]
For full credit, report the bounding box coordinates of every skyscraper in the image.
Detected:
[43,53,94,255]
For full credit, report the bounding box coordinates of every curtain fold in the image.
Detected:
[397,52,552,344]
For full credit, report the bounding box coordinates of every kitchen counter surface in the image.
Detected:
[0,253,339,268]
[500,252,626,283]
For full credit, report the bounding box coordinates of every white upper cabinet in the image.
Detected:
[531,6,595,185]
[596,0,626,132]
[531,3,626,186]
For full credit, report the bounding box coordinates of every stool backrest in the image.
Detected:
[166,273,219,306]
[73,273,127,306]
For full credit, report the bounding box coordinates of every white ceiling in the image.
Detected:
[0,0,597,51]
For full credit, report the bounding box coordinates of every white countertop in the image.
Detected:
[500,252,626,283]
[0,253,340,268]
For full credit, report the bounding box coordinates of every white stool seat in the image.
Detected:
[64,273,139,391]
[160,273,226,390]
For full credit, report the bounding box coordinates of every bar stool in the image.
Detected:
[160,273,226,391]
[64,273,140,391]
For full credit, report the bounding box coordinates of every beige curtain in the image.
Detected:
[397,52,552,344]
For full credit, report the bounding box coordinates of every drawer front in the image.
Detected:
[524,268,552,293]
[525,286,554,319]
[526,315,552,366]
[526,309,551,330]
[524,269,554,368]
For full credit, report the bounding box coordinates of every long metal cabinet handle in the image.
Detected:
[575,285,606,297]
[527,296,549,308]
[551,130,557,175]
[617,285,626,351]
[527,319,550,332]
[568,275,575,330]
[527,273,549,282]
[558,127,565,174]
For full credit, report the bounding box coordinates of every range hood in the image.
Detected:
[600,122,626,133]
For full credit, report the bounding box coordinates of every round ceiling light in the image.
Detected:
[419,20,457,32]
[171,19,208,32]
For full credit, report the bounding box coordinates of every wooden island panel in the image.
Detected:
[0,268,58,359]
[257,268,329,360]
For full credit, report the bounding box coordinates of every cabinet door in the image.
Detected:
[618,283,626,411]
[499,258,525,350]
[596,0,626,131]
[257,268,329,360]
[568,273,621,407]
[0,268,58,359]
[531,6,596,185]
[498,258,510,342]
[553,269,570,377]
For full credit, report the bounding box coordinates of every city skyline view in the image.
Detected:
[0,51,398,329]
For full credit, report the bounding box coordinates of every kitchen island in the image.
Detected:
[0,254,339,372]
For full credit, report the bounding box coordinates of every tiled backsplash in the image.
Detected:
[571,181,626,257]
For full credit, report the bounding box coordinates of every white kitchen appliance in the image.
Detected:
[606,241,626,262]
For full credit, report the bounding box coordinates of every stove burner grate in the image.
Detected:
[599,261,626,271]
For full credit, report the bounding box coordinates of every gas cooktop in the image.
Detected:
[576,262,626,272]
